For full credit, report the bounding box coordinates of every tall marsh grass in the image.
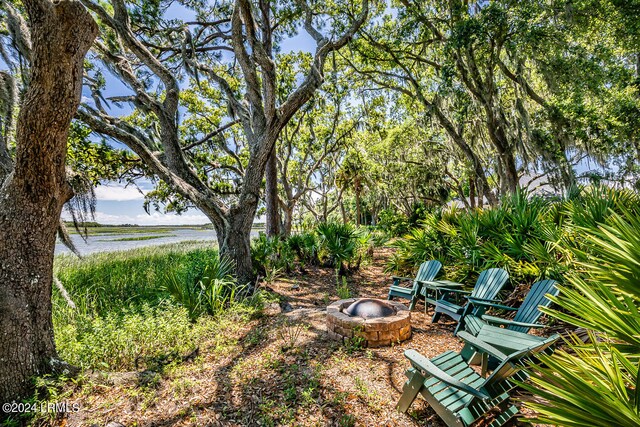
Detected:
[53,241,217,316]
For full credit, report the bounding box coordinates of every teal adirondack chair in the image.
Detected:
[463,279,559,336]
[460,279,559,364]
[396,334,559,427]
[432,268,509,335]
[387,260,442,310]
[458,323,552,373]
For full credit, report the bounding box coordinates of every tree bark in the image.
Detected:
[469,176,476,209]
[218,209,255,286]
[265,146,280,236]
[355,189,362,226]
[281,204,294,237]
[0,0,96,405]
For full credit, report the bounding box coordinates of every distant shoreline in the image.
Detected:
[65,223,266,236]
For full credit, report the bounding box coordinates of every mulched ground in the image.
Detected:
[61,249,536,427]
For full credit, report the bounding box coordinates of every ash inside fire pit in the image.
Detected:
[344,298,396,319]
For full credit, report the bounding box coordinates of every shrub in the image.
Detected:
[316,222,359,274]
[251,233,295,277]
[521,208,640,426]
[286,232,320,265]
[385,186,640,284]
[337,276,351,299]
[165,256,239,319]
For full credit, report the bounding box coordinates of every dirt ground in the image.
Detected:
[61,249,534,427]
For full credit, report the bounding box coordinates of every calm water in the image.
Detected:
[55,228,261,255]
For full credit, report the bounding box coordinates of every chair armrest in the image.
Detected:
[436,287,472,295]
[456,331,509,361]
[481,315,545,329]
[417,280,464,288]
[465,296,504,304]
[466,298,516,311]
[404,350,489,400]
[392,276,414,282]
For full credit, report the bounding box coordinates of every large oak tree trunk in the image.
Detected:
[0,0,96,405]
[219,206,257,287]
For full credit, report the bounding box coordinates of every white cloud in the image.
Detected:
[94,184,147,201]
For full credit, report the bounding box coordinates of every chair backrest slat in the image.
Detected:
[511,279,559,333]
[471,268,509,300]
[415,260,442,284]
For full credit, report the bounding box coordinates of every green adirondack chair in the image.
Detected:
[460,279,558,365]
[463,279,560,337]
[387,260,442,310]
[396,334,559,427]
[432,268,509,335]
[458,323,551,373]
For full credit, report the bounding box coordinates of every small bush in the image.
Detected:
[286,232,320,265]
[337,276,351,299]
[165,256,239,319]
[251,233,295,277]
[316,222,358,274]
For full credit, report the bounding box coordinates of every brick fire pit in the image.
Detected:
[326,298,411,348]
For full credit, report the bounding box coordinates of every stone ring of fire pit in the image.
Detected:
[326,298,411,348]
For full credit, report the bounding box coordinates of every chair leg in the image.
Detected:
[453,321,463,336]
[397,370,424,413]
[409,298,417,310]
[432,310,442,323]
[480,352,489,377]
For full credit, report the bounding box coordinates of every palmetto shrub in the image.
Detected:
[286,231,320,265]
[316,222,359,274]
[386,186,640,285]
[165,256,239,319]
[521,209,640,426]
[315,222,374,274]
[251,233,295,277]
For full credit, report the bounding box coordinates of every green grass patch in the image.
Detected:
[52,242,269,371]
